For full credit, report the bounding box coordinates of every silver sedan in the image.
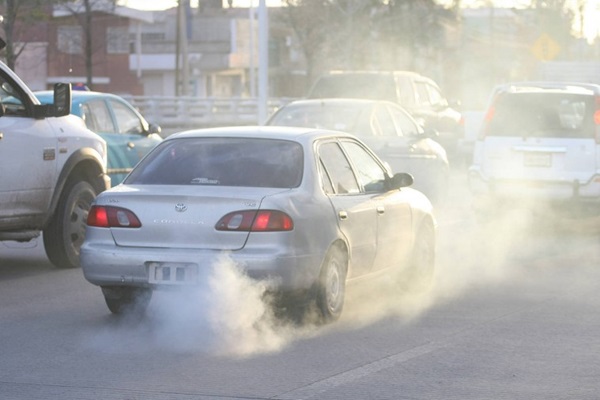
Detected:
[80,126,436,322]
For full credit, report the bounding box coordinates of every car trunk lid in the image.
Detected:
[102,186,279,250]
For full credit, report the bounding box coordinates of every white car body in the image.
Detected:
[469,82,600,213]
[0,57,109,268]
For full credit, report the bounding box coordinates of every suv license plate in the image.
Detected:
[149,263,198,284]
[523,152,551,167]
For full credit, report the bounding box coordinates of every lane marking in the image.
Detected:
[274,341,443,400]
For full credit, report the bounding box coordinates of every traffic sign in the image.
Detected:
[531,33,561,61]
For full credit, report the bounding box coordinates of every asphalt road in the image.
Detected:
[1,170,599,400]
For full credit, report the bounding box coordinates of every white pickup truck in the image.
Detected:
[0,47,109,268]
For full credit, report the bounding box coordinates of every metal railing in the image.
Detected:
[123,96,297,132]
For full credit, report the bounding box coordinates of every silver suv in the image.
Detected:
[469,82,600,216]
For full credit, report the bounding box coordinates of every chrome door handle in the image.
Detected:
[338,211,348,220]
[127,141,135,149]
[377,206,385,215]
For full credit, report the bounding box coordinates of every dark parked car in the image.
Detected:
[80,126,436,323]
[307,71,463,158]
[267,98,449,204]
[35,90,162,184]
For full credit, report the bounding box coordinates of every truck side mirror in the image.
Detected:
[53,83,72,117]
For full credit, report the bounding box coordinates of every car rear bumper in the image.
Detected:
[468,166,600,204]
[80,240,323,293]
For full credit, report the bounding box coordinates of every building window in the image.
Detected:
[107,26,129,54]
[57,25,83,54]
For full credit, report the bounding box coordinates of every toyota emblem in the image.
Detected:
[175,203,188,212]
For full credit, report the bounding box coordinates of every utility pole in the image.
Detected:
[176,0,190,96]
[258,0,268,124]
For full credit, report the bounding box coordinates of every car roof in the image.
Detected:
[34,90,126,102]
[493,81,600,96]
[279,98,401,108]
[166,125,356,143]
[321,70,423,78]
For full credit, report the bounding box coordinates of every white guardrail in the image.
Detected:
[124,96,297,134]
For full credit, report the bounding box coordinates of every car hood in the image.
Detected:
[93,185,286,250]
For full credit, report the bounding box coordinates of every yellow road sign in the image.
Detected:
[531,33,561,61]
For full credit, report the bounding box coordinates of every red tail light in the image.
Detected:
[595,96,600,143]
[216,210,293,232]
[479,105,495,140]
[87,206,142,228]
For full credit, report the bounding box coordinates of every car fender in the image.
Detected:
[45,147,109,225]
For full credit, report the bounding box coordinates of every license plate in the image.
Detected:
[148,263,198,285]
[523,152,551,167]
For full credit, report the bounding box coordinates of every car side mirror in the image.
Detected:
[387,172,413,190]
[53,83,72,117]
[148,123,162,136]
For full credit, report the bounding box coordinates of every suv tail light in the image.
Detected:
[216,210,293,232]
[479,105,495,140]
[87,205,142,228]
[594,96,600,143]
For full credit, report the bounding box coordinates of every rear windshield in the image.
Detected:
[125,137,304,188]
[308,75,397,102]
[487,92,596,138]
[270,103,369,134]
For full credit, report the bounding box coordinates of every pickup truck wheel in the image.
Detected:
[43,180,96,268]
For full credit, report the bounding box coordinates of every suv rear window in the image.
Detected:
[487,92,595,139]
[126,137,304,188]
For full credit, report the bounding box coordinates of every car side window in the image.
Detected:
[0,75,27,117]
[340,140,387,193]
[373,105,398,137]
[427,83,448,108]
[389,106,420,137]
[415,82,431,106]
[318,142,360,195]
[84,100,115,133]
[318,159,335,195]
[110,99,143,135]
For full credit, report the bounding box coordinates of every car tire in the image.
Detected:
[101,286,152,315]
[404,220,436,292]
[315,245,347,323]
[43,180,96,269]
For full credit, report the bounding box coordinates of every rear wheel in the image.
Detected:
[101,286,152,315]
[43,180,96,269]
[316,246,347,323]
[405,221,436,292]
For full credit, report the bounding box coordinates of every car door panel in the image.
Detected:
[318,141,378,278]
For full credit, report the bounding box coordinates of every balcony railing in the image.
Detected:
[124,96,297,133]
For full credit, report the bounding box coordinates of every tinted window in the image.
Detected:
[487,92,595,138]
[126,137,303,188]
